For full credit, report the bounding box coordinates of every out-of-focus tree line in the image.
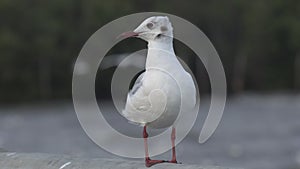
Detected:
[0,0,299,103]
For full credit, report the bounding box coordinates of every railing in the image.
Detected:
[0,152,241,169]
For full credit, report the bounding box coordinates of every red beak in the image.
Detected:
[118,31,139,39]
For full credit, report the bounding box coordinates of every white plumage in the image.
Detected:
[121,16,196,129]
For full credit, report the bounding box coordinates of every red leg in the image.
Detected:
[143,126,165,167]
[168,127,179,163]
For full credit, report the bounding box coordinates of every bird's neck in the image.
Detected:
[146,39,179,69]
[147,39,174,52]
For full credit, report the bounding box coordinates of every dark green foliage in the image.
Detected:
[0,0,299,102]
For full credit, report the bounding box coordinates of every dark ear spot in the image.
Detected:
[160,26,168,32]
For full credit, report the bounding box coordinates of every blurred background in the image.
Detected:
[0,0,300,169]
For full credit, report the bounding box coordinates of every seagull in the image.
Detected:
[120,16,197,167]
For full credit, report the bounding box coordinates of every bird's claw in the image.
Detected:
[167,160,181,164]
[145,158,166,167]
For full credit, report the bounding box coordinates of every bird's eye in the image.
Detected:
[146,22,154,29]
[156,34,162,38]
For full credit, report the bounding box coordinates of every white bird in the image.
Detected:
[120,16,196,167]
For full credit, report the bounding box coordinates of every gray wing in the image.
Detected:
[129,72,145,96]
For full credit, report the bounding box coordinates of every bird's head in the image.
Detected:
[120,16,173,43]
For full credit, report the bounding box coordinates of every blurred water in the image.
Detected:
[0,93,300,169]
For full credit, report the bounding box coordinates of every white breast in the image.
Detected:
[122,45,196,129]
